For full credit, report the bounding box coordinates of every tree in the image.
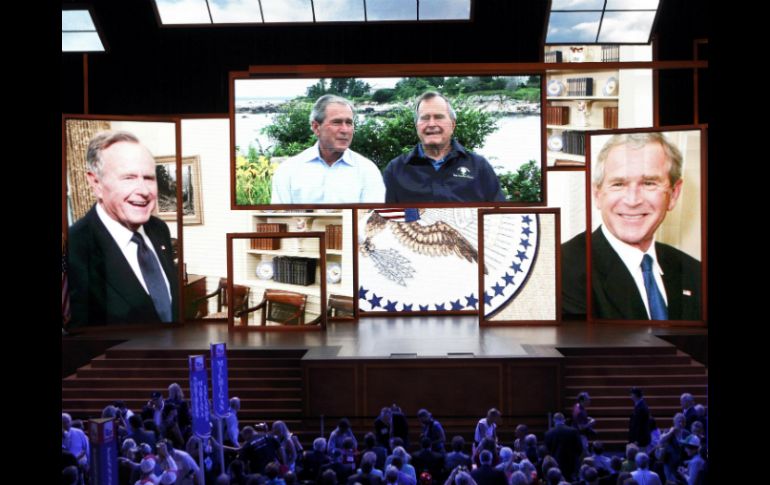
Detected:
[306,78,327,99]
[372,88,396,103]
[261,101,315,156]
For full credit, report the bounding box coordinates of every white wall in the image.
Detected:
[180,119,253,311]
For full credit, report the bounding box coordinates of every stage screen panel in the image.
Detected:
[63,118,181,329]
[561,127,706,324]
[233,73,542,208]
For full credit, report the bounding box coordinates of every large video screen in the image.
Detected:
[63,118,181,329]
[233,73,542,208]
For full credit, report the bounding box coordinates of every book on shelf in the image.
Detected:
[601,45,620,62]
[272,256,317,286]
[546,105,570,125]
[252,223,287,250]
[566,77,593,97]
[325,224,343,250]
[554,159,586,167]
[545,50,563,63]
[603,107,619,129]
[562,131,586,156]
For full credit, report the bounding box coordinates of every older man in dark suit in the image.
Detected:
[562,132,701,320]
[68,130,178,326]
[544,413,583,482]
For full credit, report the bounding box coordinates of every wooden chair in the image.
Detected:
[328,294,354,318]
[244,289,322,326]
[193,278,251,324]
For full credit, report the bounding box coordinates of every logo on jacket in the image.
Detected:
[453,166,474,179]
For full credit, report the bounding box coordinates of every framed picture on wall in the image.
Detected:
[155,155,204,225]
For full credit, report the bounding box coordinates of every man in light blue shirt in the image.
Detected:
[271,95,385,204]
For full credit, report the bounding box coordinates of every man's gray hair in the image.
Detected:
[634,452,650,469]
[310,94,356,125]
[414,91,457,123]
[592,132,683,188]
[86,130,141,177]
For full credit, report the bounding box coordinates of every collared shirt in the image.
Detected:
[601,224,668,319]
[271,143,385,204]
[96,203,171,299]
[63,427,90,465]
[474,417,497,444]
[383,140,506,203]
[416,144,448,171]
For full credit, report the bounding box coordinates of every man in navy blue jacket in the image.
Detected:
[383,92,506,203]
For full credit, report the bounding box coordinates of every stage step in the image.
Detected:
[63,348,308,422]
[558,346,678,357]
[564,384,707,395]
[562,395,707,407]
[562,353,693,366]
[559,346,708,452]
[75,366,301,379]
[565,364,706,376]
[63,376,303,389]
[104,348,307,359]
[89,356,302,369]
[565,374,707,386]
[62,387,302,399]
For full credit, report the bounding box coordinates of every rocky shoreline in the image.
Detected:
[236,94,540,116]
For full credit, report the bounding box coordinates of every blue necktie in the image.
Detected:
[641,254,668,320]
[132,232,172,322]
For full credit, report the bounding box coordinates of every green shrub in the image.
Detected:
[497,160,541,202]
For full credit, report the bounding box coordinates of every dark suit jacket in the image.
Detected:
[68,205,179,326]
[544,424,583,481]
[628,399,651,447]
[471,465,508,485]
[562,228,701,320]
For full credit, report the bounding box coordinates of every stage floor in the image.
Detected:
[66,317,708,360]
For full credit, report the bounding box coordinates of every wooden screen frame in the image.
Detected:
[478,207,562,326]
[226,231,327,332]
[584,125,708,326]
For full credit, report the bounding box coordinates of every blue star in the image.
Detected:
[492,283,505,296]
[520,237,531,249]
[435,303,446,311]
[450,299,464,311]
[510,262,522,273]
[358,286,369,300]
[484,291,493,305]
[402,303,413,311]
[516,250,528,261]
[465,294,479,308]
[522,226,532,236]
[419,304,430,311]
[368,293,382,309]
[502,273,515,285]
[522,215,532,224]
[384,300,398,312]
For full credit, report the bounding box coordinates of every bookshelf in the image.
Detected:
[544,44,654,168]
[234,210,353,324]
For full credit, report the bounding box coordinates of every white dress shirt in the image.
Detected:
[96,203,171,299]
[271,143,385,204]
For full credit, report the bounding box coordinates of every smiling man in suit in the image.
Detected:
[562,132,701,320]
[68,130,178,326]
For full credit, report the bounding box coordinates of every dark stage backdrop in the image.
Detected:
[61,0,708,123]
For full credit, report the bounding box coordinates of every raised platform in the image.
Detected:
[62,318,707,450]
